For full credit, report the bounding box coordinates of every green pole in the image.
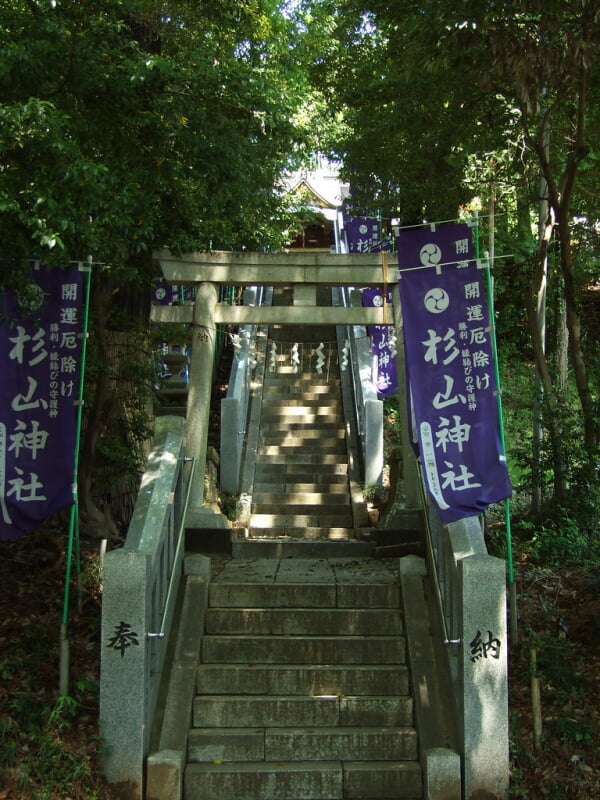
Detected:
[60,259,92,696]
[472,214,518,643]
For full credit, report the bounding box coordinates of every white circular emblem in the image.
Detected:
[17,283,45,314]
[359,224,368,234]
[424,287,450,313]
[419,243,442,266]
[372,294,384,307]
[155,287,167,300]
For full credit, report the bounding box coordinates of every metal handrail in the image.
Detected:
[417,461,461,646]
[333,286,368,466]
[146,455,197,639]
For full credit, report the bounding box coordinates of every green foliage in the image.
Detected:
[518,515,594,567]
[218,492,239,521]
[508,711,532,800]
[500,349,600,554]
[310,0,600,460]
[1,692,103,800]
[0,0,313,273]
[531,633,595,748]
[362,482,385,506]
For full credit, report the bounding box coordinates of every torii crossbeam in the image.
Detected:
[150,249,409,523]
[151,249,397,326]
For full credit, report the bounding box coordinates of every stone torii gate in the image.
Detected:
[150,249,418,523]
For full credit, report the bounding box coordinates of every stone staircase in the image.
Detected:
[184,557,422,800]
[146,312,453,800]
[237,339,372,557]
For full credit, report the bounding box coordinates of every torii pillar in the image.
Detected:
[185,282,219,524]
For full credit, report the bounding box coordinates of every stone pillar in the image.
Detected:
[459,554,509,799]
[186,282,218,524]
[100,552,148,799]
[425,747,461,800]
[364,398,383,487]
[220,397,242,496]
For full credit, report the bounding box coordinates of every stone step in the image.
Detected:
[259,404,342,416]
[187,550,420,800]
[263,380,340,394]
[259,417,343,431]
[271,366,338,377]
[196,664,410,696]
[189,725,417,762]
[249,513,355,528]
[233,537,375,559]
[257,440,346,454]
[344,760,423,799]
[265,725,417,762]
[245,527,359,539]
[201,635,406,665]
[260,400,341,412]
[259,420,344,433]
[204,607,403,636]
[259,430,346,444]
[252,492,351,506]
[193,694,340,728]
[209,582,335,609]
[261,403,340,416]
[255,453,348,467]
[262,386,339,399]
[258,441,347,456]
[208,581,399,610]
[188,727,265,763]
[192,696,412,729]
[259,413,343,428]
[185,760,341,800]
[251,501,352,516]
[253,463,348,479]
[184,760,423,800]
[262,378,339,388]
[252,482,350,494]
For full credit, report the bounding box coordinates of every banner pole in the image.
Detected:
[59,259,92,697]
[473,213,518,644]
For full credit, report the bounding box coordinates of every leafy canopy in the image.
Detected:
[0,0,311,286]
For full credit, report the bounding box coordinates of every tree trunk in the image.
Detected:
[552,284,569,498]
[532,60,596,451]
[531,110,551,512]
[78,274,119,538]
[556,218,596,449]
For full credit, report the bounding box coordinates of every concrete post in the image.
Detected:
[364,398,383,487]
[220,396,242,495]
[425,747,461,800]
[100,551,149,799]
[186,282,218,524]
[459,554,509,800]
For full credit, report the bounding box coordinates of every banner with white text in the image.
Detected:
[362,286,398,397]
[397,224,511,522]
[1,265,83,540]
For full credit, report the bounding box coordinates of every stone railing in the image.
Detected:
[332,286,383,488]
[99,416,193,798]
[220,286,267,495]
[424,502,509,800]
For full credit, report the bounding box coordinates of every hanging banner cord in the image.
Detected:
[60,258,92,697]
[472,214,518,645]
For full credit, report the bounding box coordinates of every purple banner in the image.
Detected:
[152,279,195,305]
[344,215,388,253]
[362,287,398,397]
[397,224,511,523]
[1,265,84,540]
